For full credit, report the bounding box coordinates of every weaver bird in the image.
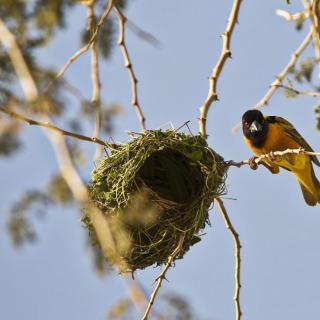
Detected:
[242,109,320,206]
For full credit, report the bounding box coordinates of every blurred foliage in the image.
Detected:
[289,57,314,83]
[7,173,73,247]
[47,173,74,204]
[287,56,320,130]
[0,121,21,156]
[315,105,320,130]
[0,130,21,155]
[108,298,132,319]
[8,191,52,247]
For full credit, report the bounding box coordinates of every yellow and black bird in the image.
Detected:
[242,109,320,206]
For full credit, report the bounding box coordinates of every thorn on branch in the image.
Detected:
[114,5,146,131]
[141,234,185,320]
[198,0,243,138]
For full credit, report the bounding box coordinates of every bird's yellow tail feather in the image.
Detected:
[295,165,320,206]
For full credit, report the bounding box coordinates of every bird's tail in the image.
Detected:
[296,165,320,206]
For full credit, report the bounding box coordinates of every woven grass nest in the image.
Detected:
[86,129,227,273]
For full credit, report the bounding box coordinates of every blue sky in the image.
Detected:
[1,1,320,319]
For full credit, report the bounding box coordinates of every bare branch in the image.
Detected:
[141,234,185,320]
[275,84,320,97]
[232,27,313,133]
[215,198,242,320]
[0,105,114,148]
[198,0,243,138]
[227,148,320,168]
[114,6,146,131]
[44,0,114,91]
[87,1,103,160]
[310,0,320,76]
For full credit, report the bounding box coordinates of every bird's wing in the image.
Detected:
[266,116,320,167]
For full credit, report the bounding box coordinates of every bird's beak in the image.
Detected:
[249,120,262,132]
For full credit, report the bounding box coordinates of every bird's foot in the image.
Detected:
[248,156,258,170]
[267,151,276,161]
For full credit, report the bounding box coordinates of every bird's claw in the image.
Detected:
[248,156,258,170]
[267,151,276,161]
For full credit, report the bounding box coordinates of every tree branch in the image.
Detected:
[0,105,114,149]
[87,1,103,160]
[227,148,320,168]
[114,6,146,131]
[198,0,243,137]
[44,0,114,91]
[275,84,320,97]
[141,234,185,320]
[215,198,242,320]
[310,0,320,76]
[232,27,313,133]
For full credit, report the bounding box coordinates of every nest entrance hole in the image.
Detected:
[137,149,203,204]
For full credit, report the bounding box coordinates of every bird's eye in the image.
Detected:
[244,121,250,128]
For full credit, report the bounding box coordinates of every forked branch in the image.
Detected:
[44,0,114,91]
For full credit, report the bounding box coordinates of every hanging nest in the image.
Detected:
[85,129,228,273]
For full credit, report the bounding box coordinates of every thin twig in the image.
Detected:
[227,148,320,168]
[215,198,241,320]
[276,84,320,97]
[275,9,309,21]
[310,0,320,76]
[141,234,185,320]
[0,105,114,149]
[198,0,242,137]
[114,6,146,131]
[232,27,313,133]
[44,0,114,92]
[87,1,103,160]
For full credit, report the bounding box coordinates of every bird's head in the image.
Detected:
[242,109,268,147]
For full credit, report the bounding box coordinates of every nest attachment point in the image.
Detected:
[85,129,228,273]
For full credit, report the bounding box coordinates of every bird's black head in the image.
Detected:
[242,109,268,147]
